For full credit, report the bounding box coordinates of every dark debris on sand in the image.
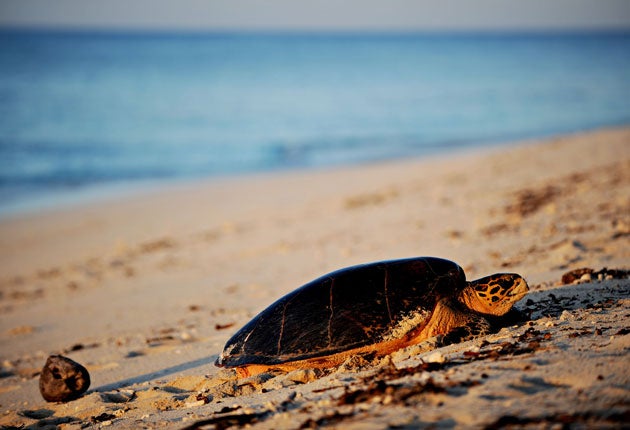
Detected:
[484,410,630,430]
[560,267,629,285]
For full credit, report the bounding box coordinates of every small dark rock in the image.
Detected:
[215,322,235,330]
[218,405,242,414]
[91,412,116,423]
[195,392,211,404]
[39,355,90,402]
[67,343,84,352]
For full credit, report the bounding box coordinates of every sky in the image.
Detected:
[1,0,630,32]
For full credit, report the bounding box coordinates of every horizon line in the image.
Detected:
[2,24,630,36]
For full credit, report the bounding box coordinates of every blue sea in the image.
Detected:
[1,30,629,215]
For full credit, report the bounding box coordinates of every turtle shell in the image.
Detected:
[216,257,465,367]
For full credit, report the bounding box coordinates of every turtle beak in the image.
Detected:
[508,277,529,301]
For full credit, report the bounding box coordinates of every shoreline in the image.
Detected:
[0,126,628,428]
[2,123,628,222]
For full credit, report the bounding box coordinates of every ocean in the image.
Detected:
[1,30,629,214]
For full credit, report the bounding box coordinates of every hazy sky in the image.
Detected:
[1,0,630,31]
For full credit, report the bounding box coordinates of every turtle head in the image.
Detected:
[461,273,529,316]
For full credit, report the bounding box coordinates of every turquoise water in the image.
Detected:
[1,30,629,212]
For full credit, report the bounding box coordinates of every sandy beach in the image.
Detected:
[0,127,628,429]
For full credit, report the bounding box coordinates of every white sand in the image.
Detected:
[0,127,628,428]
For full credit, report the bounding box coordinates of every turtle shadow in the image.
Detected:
[90,355,218,393]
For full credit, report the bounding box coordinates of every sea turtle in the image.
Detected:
[216,257,528,377]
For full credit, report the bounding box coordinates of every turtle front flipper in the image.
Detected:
[440,314,492,345]
[420,297,492,345]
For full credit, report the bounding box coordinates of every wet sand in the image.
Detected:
[0,127,628,428]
